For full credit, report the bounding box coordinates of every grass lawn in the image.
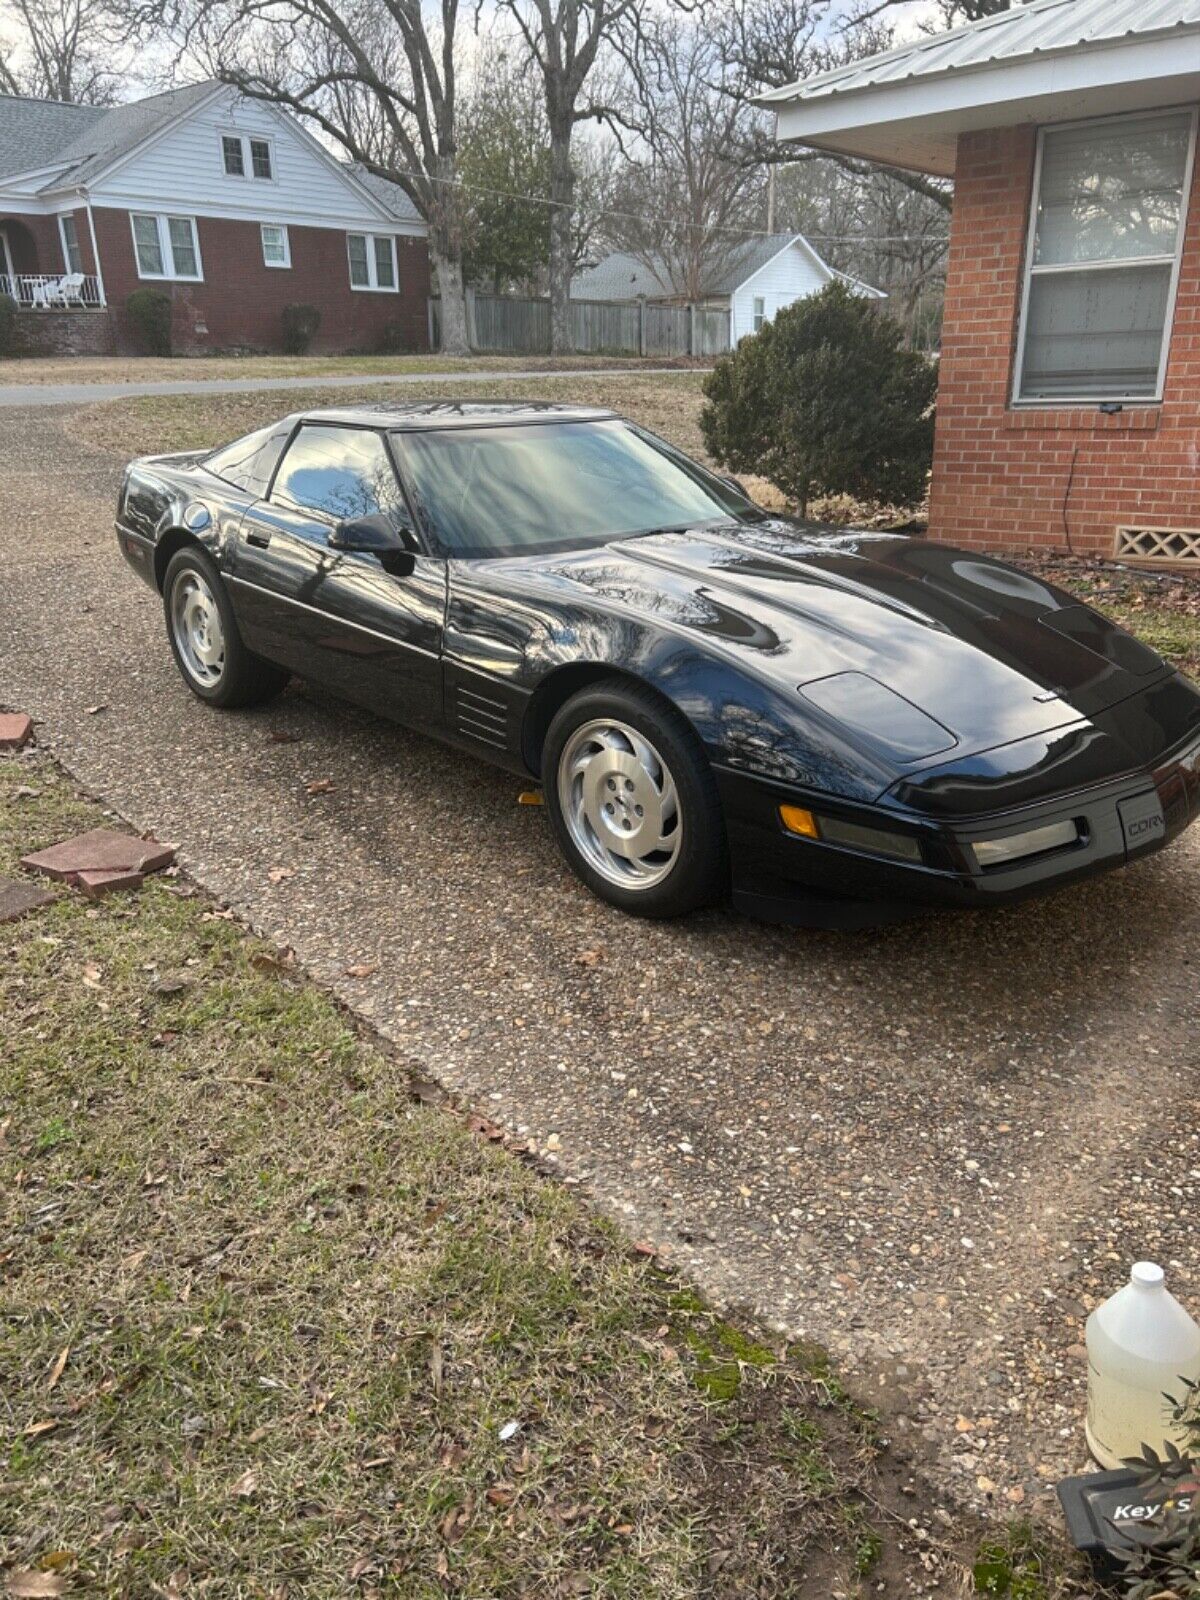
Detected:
[1,756,1079,1600]
[0,354,701,387]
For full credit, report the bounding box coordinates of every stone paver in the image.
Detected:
[21,825,175,880]
[1,402,1198,1523]
[0,712,33,749]
[0,877,55,922]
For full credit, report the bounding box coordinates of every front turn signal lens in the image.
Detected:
[779,804,820,839]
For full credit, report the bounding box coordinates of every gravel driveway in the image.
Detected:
[3,402,1198,1523]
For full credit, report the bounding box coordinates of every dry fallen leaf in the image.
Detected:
[575,948,604,967]
[343,962,379,979]
[81,963,103,990]
[46,1345,70,1390]
[7,1571,67,1597]
[268,730,301,744]
[230,1467,259,1498]
[267,867,295,885]
[84,704,107,716]
[305,778,335,795]
[23,1419,58,1438]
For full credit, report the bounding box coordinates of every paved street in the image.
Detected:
[0,365,702,408]
[2,400,1198,1517]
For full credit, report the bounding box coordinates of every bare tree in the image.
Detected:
[0,0,123,101]
[605,13,765,301]
[128,0,474,352]
[852,0,1009,25]
[490,0,638,352]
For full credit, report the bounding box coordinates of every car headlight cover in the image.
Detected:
[972,818,1079,869]
[779,805,922,863]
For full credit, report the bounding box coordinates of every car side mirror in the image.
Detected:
[329,512,416,576]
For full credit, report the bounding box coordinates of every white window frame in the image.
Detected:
[1012,105,1198,408]
[346,232,399,293]
[260,223,291,269]
[59,212,84,275]
[129,212,204,282]
[218,131,276,183]
[752,295,766,333]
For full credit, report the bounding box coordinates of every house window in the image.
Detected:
[59,213,83,275]
[130,213,203,281]
[1015,109,1197,404]
[220,132,274,181]
[347,232,398,292]
[250,138,272,180]
[261,224,290,268]
[753,296,765,333]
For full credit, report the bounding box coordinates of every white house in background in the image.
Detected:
[570,231,884,342]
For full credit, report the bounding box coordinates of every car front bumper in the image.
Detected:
[717,728,1200,928]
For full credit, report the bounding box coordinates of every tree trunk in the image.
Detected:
[547,131,575,356]
[433,247,471,357]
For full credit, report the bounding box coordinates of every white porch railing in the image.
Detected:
[0,273,105,309]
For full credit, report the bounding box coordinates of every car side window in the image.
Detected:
[205,421,291,497]
[271,425,404,523]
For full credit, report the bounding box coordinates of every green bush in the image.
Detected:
[281,303,321,355]
[125,288,172,356]
[0,293,17,357]
[700,281,938,517]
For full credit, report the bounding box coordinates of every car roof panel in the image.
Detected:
[299,401,619,431]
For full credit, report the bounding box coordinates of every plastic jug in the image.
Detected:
[1086,1262,1200,1469]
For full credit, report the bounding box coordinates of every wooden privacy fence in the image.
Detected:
[429,291,730,358]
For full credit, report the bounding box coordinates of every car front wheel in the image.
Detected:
[163,546,290,709]
[543,679,728,919]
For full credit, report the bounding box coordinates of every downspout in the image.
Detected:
[83,196,106,307]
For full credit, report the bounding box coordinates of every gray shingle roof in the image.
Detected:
[572,234,816,300]
[0,95,107,181]
[758,0,1200,107]
[38,80,220,188]
[345,164,423,224]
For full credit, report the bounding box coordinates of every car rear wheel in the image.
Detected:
[163,546,289,709]
[544,679,727,918]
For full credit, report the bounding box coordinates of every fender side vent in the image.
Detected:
[1114,525,1200,568]
[456,685,509,750]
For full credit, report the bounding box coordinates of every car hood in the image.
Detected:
[523,519,1174,767]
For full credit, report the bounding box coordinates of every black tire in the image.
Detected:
[542,677,728,919]
[162,545,290,709]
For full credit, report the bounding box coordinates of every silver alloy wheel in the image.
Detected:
[170,569,226,688]
[557,718,683,890]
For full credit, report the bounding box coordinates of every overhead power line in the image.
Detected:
[367,161,948,245]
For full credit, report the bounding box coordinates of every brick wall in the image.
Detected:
[929,124,1200,557]
[91,208,431,356]
[11,309,116,356]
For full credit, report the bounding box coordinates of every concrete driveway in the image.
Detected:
[3,402,1198,1519]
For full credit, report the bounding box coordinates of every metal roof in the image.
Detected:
[759,0,1200,107]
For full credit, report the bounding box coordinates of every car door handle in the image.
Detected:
[246,531,271,549]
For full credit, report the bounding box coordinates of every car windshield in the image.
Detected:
[395,419,762,558]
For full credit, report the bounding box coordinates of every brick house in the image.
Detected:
[0,81,430,356]
[761,0,1200,569]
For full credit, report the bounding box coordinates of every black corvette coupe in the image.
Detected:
[116,400,1200,926]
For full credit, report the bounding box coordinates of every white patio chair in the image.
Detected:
[58,273,86,306]
[30,277,65,309]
